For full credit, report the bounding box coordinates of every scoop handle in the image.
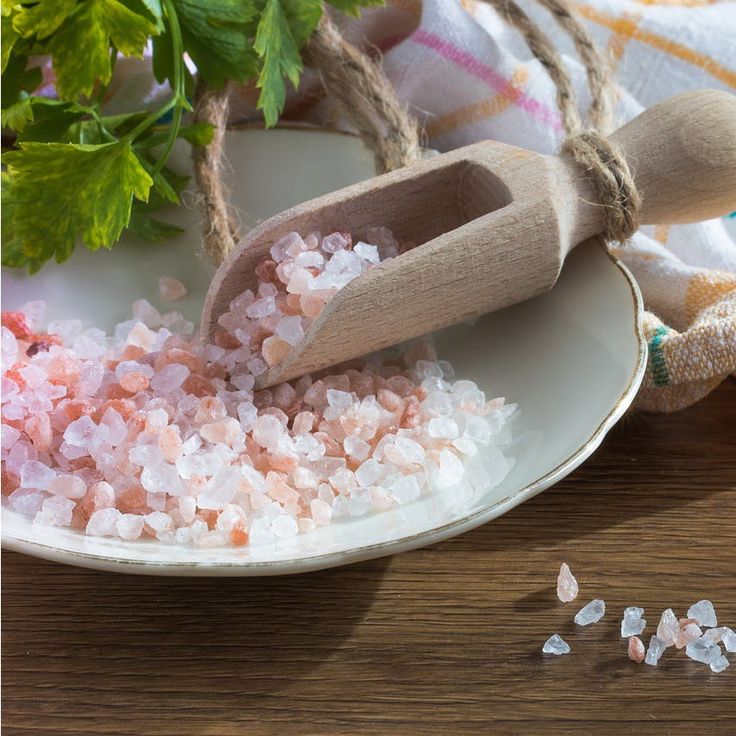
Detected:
[609,89,736,225]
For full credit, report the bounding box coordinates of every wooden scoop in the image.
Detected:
[202,90,736,388]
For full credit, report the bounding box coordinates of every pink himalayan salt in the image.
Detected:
[557,563,579,603]
[1,229,514,549]
[158,276,188,303]
[628,636,646,663]
[656,608,679,647]
[261,336,291,366]
[675,620,703,649]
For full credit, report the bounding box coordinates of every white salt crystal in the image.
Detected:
[427,417,459,439]
[129,445,164,466]
[150,363,189,394]
[34,495,75,527]
[710,655,730,673]
[310,498,332,525]
[115,360,154,380]
[252,414,283,450]
[241,463,267,494]
[86,507,121,536]
[436,449,465,488]
[542,634,570,655]
[159,276,188,302]
[20,460,56,490]
[246,357,267,376]
[326,389,353,411]
[176,452,223,479]
[321,232,349,253]
[144,511,173,534]
[245,296,276,319]
[270,232,304,261]
[686,636,721,665]
[271,514,298,539]
[462,415,492,443]
[116,514,145,541]
[8,488,45,516]
[621,606,646,637]
[63,415,97,448]
[354,241,379,264]
[1,327,18,370]
[355,459,384,487]
[390,475,421,505]
[19,364,46,389]
[344,435,370,461]
[384,436,425,466]
[574,599,606,626]
[687,600,717,628]
[275,316,304,346]
[197,466,240,509]
[422,391,454,416]
[141,463,182,495]
[294,251,324,268]
[645,635,666,666]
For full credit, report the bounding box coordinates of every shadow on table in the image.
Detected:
[3,551,390,698]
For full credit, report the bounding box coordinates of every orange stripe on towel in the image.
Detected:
[425,67,530,138]
[577,4,736,88]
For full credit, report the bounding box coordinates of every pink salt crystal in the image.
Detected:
[656,608,679,647]
[628,636,646,663]
[158,426,183,462]
[556,563,579,602]
[261,336,291,367]
[87,481,115,510]
[158,276,188,302]
[127,322,156,351]
[321,232,349,253]
[119,371,149,393]
[47,474,87,499]
[675,622,703,649]
[292,411,315,435]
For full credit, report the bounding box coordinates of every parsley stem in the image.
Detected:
[151,0,186,176]
[122,0,186,165]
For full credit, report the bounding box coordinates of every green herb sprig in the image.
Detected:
[1,0,382,272]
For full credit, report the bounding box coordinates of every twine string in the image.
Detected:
[192,1,641,265]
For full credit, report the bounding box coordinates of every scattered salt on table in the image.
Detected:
[687,600,718,628]
[621,606,646,637]
[543,634,571,655]
[556,562,579,603]
[574,599,605,626]
[628,636,646,663]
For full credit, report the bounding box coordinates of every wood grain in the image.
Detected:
[201,90,736,388]
[3,379,735,736]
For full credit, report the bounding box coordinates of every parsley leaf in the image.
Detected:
[2,141,153,266]
[155,0,258,88]
[12,0,77,40]
[254,0,303,127]
[42,0,157,99]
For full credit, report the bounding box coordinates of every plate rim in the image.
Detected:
[1,240,647,576]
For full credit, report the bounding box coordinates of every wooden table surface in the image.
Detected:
[3,379,735,735]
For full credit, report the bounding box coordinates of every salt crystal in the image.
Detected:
[354,241,379,264]
[687,600,717,628]
[8,488,45,516]
[275,316,304,346]
[353,459,383,487]
[141,463,182,495]
[621,606,646,637]
[116,513,145,541]
[47,474,86,498]
[556,563,579,603]
[390,475,421,504]
[344,435,371,461]
[321,232,349,253]
[150,363,189,393]
[144,511,172,534]
[159,276,188,302]
[675,619,702,649]
[706,627,736,653]
[645,635,666,666]
[574,599,605,626]
[656,608,679,647]
[542,634,570,655]
[86,507,121,536]
[20,460,56,490]
[628,636,646,663]
[310,498,332,525]
[427,417,459,440]
[686,636,722,665]
[710,655,730,673]
[63,415,97,448]
[34,495,75,527]
[132,299,162,327]
[245,296,276,319]
[271,514,298,539]
[435,449,465,488]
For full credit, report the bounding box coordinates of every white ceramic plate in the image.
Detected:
[1,128,646,575]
